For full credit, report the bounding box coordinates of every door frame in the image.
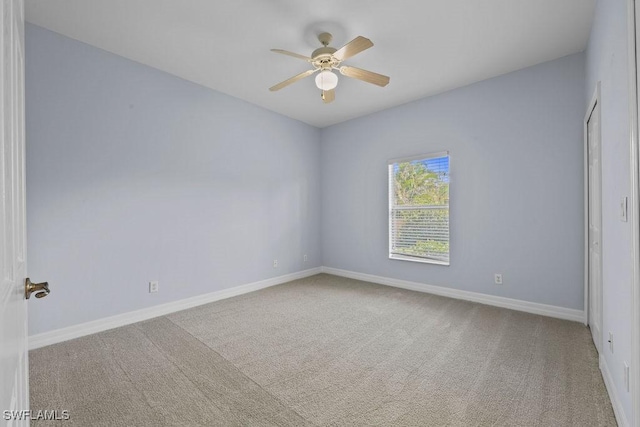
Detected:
[583,82,603,356]
[629,1,640,425]
[629,0,640,425]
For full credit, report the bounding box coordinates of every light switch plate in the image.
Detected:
[621,197,628,222]
[149,281,159,293]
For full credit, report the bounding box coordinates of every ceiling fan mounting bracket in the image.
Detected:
[318,32,333,47]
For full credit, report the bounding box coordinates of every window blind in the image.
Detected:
[388,152,450,264]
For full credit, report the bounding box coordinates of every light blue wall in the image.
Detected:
[586,0,632,421]
[321,53,586,310]
[25,24,322,335]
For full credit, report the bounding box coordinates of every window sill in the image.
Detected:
[389,254,450,266]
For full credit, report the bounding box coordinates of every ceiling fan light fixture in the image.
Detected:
[315,70,338,91]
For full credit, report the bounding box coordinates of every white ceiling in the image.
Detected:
[25,0,595,128]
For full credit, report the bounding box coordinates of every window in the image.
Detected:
[388,152,450,265]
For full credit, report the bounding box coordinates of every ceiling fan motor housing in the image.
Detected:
[311,46,338,69]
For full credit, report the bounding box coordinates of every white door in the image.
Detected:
[587,97,603,354]
[1,0,29,425]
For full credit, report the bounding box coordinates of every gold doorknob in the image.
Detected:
[25,278,50,299]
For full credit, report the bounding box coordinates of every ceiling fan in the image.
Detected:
[269,32,390,104]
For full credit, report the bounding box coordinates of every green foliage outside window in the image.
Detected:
[393,162,449,206]
[391,158,450,262]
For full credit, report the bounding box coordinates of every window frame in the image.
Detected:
[387,151,450,266]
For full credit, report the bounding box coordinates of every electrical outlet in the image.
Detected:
[273,259,278,268]
[609,332,614,353]
[624,362,630,392]
[303,254,308,262]
[149,281,159,293]
[494,274,503,285]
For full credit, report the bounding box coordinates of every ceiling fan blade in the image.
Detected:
[322,89,335,104]
[269,69,318,91]
[339,66,390,87]
[271,49,312,61]
[332,36,373,61]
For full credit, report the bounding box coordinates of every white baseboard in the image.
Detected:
[30,266,586,350]
[320,267,584,322]
[28,267,322,350]
[600,354,629,427]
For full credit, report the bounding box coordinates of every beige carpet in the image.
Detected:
[30,274,616,426]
